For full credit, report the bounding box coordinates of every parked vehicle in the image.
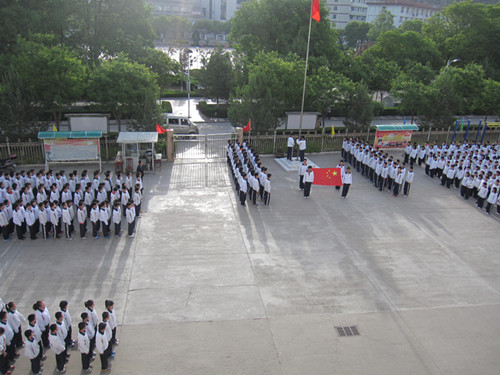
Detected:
[0,154,17,174]
[164,115,199,134]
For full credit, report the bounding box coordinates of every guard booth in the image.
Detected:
[38,131,103,170]
[372,124,419,149]
[116,132,159,172]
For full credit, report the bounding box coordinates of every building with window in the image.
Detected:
[366,0,440,27]
[326,0,368,29]
[149,0,248,22]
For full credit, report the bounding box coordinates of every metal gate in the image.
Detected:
[174,133,236,159]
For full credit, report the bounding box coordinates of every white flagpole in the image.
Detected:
[298,1,314,141]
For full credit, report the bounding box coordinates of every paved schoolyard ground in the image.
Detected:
[1,151,499,375]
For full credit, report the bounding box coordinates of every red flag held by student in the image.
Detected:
[243,119,251,132]
[156,123,167,134]
[313,168,342,186]
[312,0,321,22]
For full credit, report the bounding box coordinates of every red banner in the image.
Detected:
[313,168,343,186]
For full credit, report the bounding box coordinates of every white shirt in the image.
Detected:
[287,137,295,147]
[343,172,352,184]
[297,139,306,150]
[24,338,39,360]
[304,171,314,183]
[78,331,90,354]
[49,333,65,355]
[95,331,108,355]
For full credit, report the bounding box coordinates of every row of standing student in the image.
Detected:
[0,169,143,206]
[404,140,500,215]
[0,176,143,241]
[342,138,415,198]
[227,141,272,207]
[0,299,118,374]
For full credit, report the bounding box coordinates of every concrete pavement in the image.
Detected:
[1,151,500,375]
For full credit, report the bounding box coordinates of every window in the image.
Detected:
[401,6,404,12]
[332,14,337,19]
[334,5,337,10]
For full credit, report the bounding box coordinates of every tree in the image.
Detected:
[12,37,86,129]
[400,19,423,34]
[131,48,179,92]
[391,74,432,124]
[473,79,500,122]
[344,81,374,126]
[363,30,442,71]
[153,15,192,44]
[360,56,400,100]
[229,0,340,67]
[228,52,304,132]
[199,47,233,106]
[307,67,356,124]
[422,1,500,80]
[88,54,160,130]
[340,22,370,49]
[0,65,39,137]
[367,9,395,41]
[67,0,156,65]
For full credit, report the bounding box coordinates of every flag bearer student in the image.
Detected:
[61,201,73,240]
[58,301,74,348]
[303,166,314,198]
[336,160,345,191]
[341,167,353,198]
[126,202,136,238]
[90,201,100,239]
[239,172,248,206]
[403,166,414,196]
[26,315,45,363]
[78,201,87,239]
[6,302,25,348]
[100,312,114,358]
[77,322,92,373]
[96,323,110,372]
[112,202,121,237]
[99,202,110,239]
[393,167,404,197]
[104,300,118,346]
[48,324,66,373]
[0,313,15,364]
[24,330,41,375]
[33,301,50,349]
[133,186,142,217]
[485,187,498,215]
[263,174,272,206]
[298,159,308,190]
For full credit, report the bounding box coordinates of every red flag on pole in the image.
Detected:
[312,0,321,22]
[156,123,167,134]
[243,119,251,132]
[313,168,343,186]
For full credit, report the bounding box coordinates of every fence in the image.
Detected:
[1,128,499,165]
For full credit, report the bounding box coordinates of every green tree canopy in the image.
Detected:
[228,52,304,132]
[88,54,160,130]
[12,36,86,128]
[229,0,340,67]
[199,47,233,105]
[367,9,395,41]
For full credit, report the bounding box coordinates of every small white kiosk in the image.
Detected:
[116,132,158,172]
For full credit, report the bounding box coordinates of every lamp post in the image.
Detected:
[446,58,459,67]
[186,49,192,118]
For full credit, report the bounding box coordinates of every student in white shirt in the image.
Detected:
[77,322,91,373]
[77,202,87,239]
[303,166,314,198]
[297,136,306,162]
[264,174,272,206]
[298,159,308,191]
[58,301,73,348]
[5,302,25,348]
[96,323,110,372]
[287,134,296,161]
[99,202,110,239]
[341,167,353,198]
[126,202,136,238]
[24,330,41,375]
[393,167,404,197]
[485,187,498,215]
[403,166,415,196]
[104,300,118,346]
[112,202,121,237]
[61,202,73,240]
[90,202,100,239]
[48,324,66,373]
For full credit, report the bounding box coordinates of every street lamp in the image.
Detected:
[186,49,192,118]
[446,58,460,67]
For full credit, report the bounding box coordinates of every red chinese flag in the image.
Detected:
[243,119,251,132]
[156,123,167,134]
[313,168,343,186]
[312,0,321,22]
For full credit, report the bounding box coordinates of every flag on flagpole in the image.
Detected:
[313,168,343,186]
[52,124,58,132]
[312,0,321,22]
[331,126,335,137]
[243,119,251,132]
[156,123,167,134]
